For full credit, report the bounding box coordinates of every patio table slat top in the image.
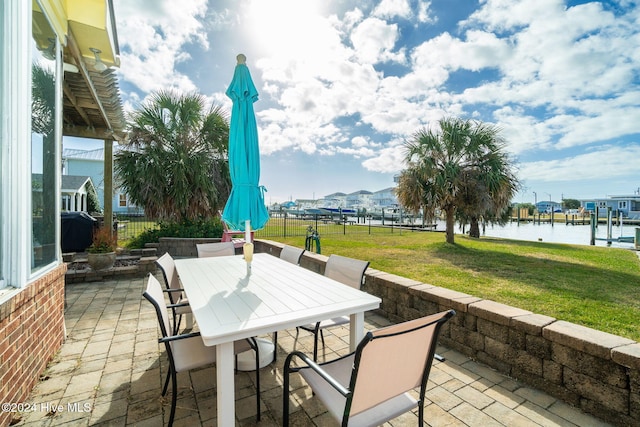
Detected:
[174,253,381,346]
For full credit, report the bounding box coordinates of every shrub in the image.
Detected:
[88,226,117,253]
[126,217,224,248]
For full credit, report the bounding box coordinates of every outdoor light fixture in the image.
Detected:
[89,47,108,72]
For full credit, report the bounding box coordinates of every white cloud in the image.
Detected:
[362,141,405,173]
[520,144,640,181]
[351,136,369,147]
[417,1,436,24]
[463,0,562,32]
[350,18,406,64]
[372,0,412,20]
[492,107,555,155]
[114,0,208,94]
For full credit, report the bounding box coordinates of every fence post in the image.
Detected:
[283,212,287,238]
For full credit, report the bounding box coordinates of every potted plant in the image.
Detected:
[87,226,117,271]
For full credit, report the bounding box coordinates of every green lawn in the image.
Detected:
[273,232,640,341]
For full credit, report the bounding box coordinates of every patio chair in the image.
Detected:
[283,310,456,426]
[143,274,263,425]
[298,254,370,361]
[279,245,305,265]
[196,241,235,258]
[221,218,254,248]
[155,253,192,334]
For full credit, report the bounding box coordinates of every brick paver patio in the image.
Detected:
[15,274,611,426]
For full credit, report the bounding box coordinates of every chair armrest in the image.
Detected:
[167,302,190,309]
[159,331,201,343]
[284,351,350,397]
[163,288,185,293]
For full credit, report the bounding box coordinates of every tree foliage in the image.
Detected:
[562,198,581,210]
[397,117,520,244]
[115,90,231,222]
[86,180,102,214]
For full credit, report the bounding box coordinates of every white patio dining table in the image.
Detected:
[173,252,381,426]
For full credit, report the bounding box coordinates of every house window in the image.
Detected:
[0,0,4,285]
[618,201,627,209]
[119,193,127,207]
[31,3,59,271]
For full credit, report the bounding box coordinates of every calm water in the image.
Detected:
[360,216,636,249]
[476,221,637,249]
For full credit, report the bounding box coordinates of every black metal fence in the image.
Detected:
[114,212,160,245]
[114,209,438,246]
[255,211,424,238]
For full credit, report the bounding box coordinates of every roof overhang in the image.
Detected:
[34,0,126,141]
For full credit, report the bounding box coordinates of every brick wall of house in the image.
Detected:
[0,264,66,426]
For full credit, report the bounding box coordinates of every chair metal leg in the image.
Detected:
[162,365,172,396]
[255,340,261,421]
[172,312,183,336]
[312,323,321,362]
[282,353,295,426]
[168,369,177,427]
[246,337,261,422]
[272,331,278,363]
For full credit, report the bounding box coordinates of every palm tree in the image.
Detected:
[397,117,520,244]
[115,90,231,222]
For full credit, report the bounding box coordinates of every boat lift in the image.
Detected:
[590,208,639,247]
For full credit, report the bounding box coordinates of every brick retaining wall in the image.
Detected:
[0,264,66,427]
[256,239,640,426]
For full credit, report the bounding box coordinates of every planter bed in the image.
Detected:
[64,248,158,283]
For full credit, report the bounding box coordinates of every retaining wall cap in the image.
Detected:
[407,283,436,295]
[364,268,384,277]
[422,287,480,312]
[543,320,636,359]
[510,313,556,335]
[304,252,329,262]
[469,300,532,325]
[373,271,422,287]
[259,239,285,249]
[611,343,640,370]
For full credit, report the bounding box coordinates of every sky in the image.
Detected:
[66,0,640,205]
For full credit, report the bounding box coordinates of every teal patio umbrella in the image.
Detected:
[222,54,269,241]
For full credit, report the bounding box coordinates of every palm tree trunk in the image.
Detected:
[469,217,480,238]
[445,208,455,244]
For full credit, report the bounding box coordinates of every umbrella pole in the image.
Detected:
[245,220,251,243]
[243,220,253,274]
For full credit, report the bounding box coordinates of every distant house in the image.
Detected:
[61,175,95,212]
[535,201,562,213]
[63,147,140,214]
[33,174,96,213]
[346,190,373,209]
[295,198,318,209]
[581,194,640,219]
[319,192,348,208]
[371,187,398,208]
